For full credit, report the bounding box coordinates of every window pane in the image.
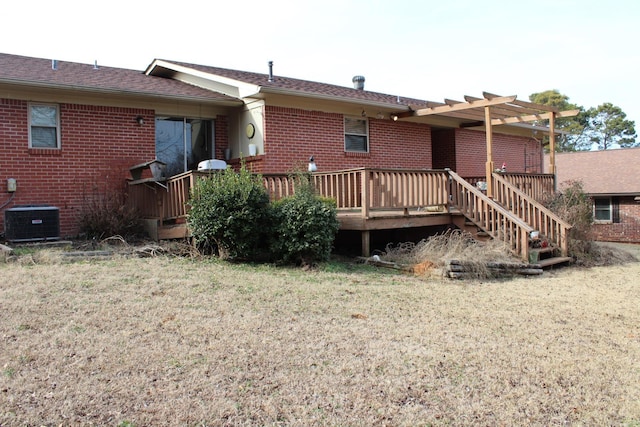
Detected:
[345,134,367,152]
[31,105,57,126]
[594,198,611,221]
[345,118,366,135]
[31,126,57,148]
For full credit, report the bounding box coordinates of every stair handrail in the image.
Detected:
[492,173,572,257]
[448,170,533,261]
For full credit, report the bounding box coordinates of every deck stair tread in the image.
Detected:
[535,256,573,268]
[530,246,557,255]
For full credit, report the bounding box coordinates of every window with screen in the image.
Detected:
[29,103,60,149]
[344,117,368,152]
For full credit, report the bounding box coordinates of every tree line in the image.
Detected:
[529,90,637,151]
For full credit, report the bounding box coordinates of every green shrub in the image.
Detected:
[270,180,340,266]
[188,166,270,260]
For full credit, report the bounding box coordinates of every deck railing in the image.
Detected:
[127,168,562,260]
[127,171,209,221]
[492,173,571,256]
[449,171,533,261]
[499,173,554,201]
[263,168,449,217]
[462,173,554,202]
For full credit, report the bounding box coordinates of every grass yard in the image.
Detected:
[1,246,640,426]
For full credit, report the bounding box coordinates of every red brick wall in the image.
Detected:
[260,106,432,173]
[432,129,456,170]
[454,129,542,177]
[592,197,640,243]
[0,98,155,238]
[214,115,229,161]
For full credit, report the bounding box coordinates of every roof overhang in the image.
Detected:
[0,77,243,108]
[145,59,260,99]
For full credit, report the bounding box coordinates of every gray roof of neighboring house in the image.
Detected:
[0,52,240,104]
[546,147,640,195]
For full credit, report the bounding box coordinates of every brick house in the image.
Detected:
[1,52,576,262]
[546,148,640,243]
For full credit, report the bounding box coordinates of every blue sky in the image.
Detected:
[2,0,639,137]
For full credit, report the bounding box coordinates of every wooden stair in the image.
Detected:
[536,256,573,268]
[528,245,572,269]
[142,218,190,241]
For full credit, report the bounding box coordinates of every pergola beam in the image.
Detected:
[409,95,517,117]
[491,109,580,126]
[483,91,559,113]
[464,95,541,116]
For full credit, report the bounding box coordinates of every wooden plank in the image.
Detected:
[410,95,517,117]
[483,91,559,113]
[338,211,452,231]
[491,109,579,126]
[465,95,541,116]
[158,224,189,240]
[537,256,572,268]
[485,106,494,198]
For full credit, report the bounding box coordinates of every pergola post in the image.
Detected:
[548,112,556,176]
[484,106,494,198]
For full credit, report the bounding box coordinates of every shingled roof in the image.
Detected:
[155,60,429,109]
[0,53,240,104]
[546,148,640,195]
[2,52,562,134]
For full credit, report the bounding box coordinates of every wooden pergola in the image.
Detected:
[395,92,579,197]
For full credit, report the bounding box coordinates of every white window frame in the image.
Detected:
[344,116,369,153]
[593,197,612,223]
[28,103,61,149]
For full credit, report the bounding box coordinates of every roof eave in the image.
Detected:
[146,59,260,99]
[0,78,244,107]
[259,86,413,111]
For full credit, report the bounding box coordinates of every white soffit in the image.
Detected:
[145,59,260,99]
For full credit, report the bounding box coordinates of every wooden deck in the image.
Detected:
[127,167,569,263]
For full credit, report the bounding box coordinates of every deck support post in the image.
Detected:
[361,230,370,257]
[484,106,494,198]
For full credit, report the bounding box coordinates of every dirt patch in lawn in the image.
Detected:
[1,248,640,426]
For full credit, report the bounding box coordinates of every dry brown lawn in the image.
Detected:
[1,244,640,426]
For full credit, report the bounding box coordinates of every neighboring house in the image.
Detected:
[546,148,640,243]
[1,52,573,261]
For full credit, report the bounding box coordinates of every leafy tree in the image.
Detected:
[529,90,588,151]
[583,102,637,150]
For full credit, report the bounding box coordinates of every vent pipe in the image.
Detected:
[268,61,274,82]
[93,60,99,70]
[52,59,58,70]
[352,75,365,90]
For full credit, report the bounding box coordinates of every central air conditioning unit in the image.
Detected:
[4,205,60,242]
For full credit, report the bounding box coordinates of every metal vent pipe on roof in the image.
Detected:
[352,75,365,90]
[52,60,58,70]
[268,61,274,82]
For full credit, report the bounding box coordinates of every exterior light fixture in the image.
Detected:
[136,116,144,126]
[390,114,398,121]
[308,156,317,172]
